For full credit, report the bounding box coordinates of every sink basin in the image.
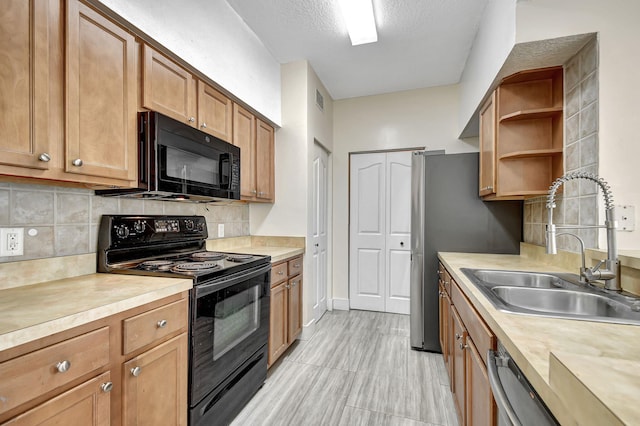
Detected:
[470,270,567,288]
[461,268,640,326]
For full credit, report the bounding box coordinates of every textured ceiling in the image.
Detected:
[226,0,489,100]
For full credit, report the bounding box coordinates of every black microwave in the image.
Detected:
[96,111,240,202]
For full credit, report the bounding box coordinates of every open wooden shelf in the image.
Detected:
[499,148,563,160]
[499,106,563,122]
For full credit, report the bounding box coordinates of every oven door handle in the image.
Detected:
[487,350,522,426]
[195,263,272,297]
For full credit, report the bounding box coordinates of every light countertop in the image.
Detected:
[221,246,304,264]
[0,273,192,352]
[206,236,305,264]
[439,252,640,426]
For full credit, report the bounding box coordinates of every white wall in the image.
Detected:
[251,60,334,330]
[515,0,640,249]
[332,85,477,301]
[458,0,517,136]
[97,0,281,125]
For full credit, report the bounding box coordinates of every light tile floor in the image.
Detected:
[231,310,459,426]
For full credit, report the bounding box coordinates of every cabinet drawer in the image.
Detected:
[123,299,188,355]
[0,327,110,415]
[288,256,303,277]
[271,262,288,286]
[452,281,495,366]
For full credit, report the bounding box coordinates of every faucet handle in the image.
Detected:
[592,260,605,272]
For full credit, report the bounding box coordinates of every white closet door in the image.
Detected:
[385,151,412,314]
[349,151,412,313]
[312,143,329,321]
[349,153,386,311]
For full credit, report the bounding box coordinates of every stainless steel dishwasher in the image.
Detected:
[487,342,559,426]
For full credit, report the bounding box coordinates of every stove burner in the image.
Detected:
[226,254,253,262]
[192,252,225,261]
[172,261,221,272]
[139,260,175,271]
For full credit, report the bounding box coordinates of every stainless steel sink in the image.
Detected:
[461,268,640,326]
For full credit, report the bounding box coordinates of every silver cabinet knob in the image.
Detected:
[38,153,51,162]
[56,360,71,373]
[294,263,300,268]
[291,280,297,287]
[157,319,167,328]
[459,343,468,350]
[455,333,461,340]
[258,191,264,196]
[285,284,290,289]
[251,189,257,194]
[277,271,284,275]
[131,366,142,377]
[101,382,113,393]
[188,117,195,123]
[72,159,83,167]
[200,122,207,128]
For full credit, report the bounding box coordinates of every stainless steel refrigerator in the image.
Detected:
[409,151,522,352]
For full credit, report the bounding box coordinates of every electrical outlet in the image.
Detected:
[218,224,225,238]
[0,228,24,257]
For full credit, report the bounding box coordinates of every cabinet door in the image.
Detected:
[438,283,449,371]
[0,0,51,170]
[268,282,288,366]
[465,339,495,426]
[288,275,303,343]
[142,45,196,125]
[451,308,467,425]
[197,81,232,142]
[233,103,256,198]
[123,333,188,426]
[479,92,496,197]
[5,372,111,426]
[66,0,137,181]
[255,118,275,202]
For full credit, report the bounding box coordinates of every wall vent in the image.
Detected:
[316,89,324,112]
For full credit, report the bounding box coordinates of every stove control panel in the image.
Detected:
[101,215,208,247]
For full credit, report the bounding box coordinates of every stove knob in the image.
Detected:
[133,220,146,233]
[115,225,130,239]
[185,219,195,231]
[197,221,205,232]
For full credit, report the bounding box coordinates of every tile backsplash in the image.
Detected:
[523,38,599,253]
[0,182,249,262]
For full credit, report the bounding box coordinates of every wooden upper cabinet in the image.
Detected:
[232,104,276,203]
[66,0,137,181]
[197,81,233,142]
[479,92,496,198]
[255,118,275,201]
[233,103,257,198]
[480,66,564,200]
[142,44,196,125]
[0,0,51,170]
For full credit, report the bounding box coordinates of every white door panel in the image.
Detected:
[350,150,411,314]
[312,143,329,322]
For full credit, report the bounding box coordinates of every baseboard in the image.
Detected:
[300,318,317,340]
[331,298,350,311]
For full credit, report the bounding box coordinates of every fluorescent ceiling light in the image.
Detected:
[339,0,378,46]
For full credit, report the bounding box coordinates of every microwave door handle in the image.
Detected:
[195,263,272,298]
[487,350,522,426]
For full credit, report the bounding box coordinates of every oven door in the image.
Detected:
[190,263,271,406]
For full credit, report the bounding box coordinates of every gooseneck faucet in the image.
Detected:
[546,172,621,291]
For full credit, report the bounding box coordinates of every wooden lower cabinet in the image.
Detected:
[0,293,189,426]
[268,255,303,366]
[439,262,497,426]
[4,372,111,426]
[122,333,188,426]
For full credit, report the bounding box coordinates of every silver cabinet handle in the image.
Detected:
[131,366,142,377]
[258,191,264,196]
[455,333,462,340]
[293,263,300,268]
[56,360,71,373]
[38,153,51,162]
[72,159,83,167]
[200,122,207,128]
[481,186,494,191]
[459,342,468,350]
[157,319,167,328]
[277,271,284,275]
[251,189,257,194]
[291,281,297,287]
[101,382,113,393]
[285,284,290,289]
[188,117,195,123]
